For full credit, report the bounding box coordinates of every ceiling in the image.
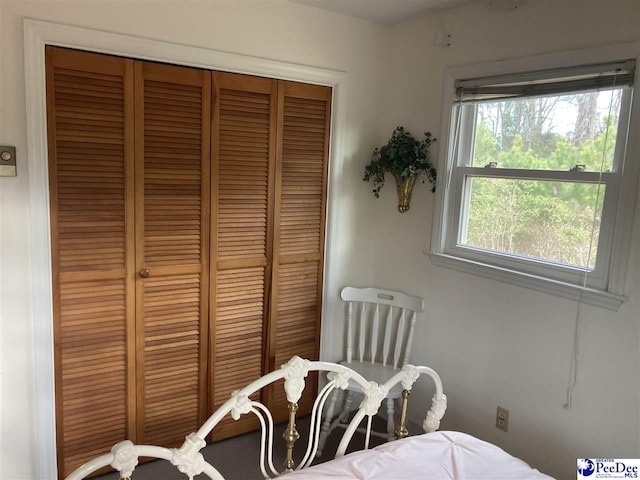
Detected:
[290,0,477,25]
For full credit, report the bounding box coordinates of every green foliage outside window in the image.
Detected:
[465,118,617,269]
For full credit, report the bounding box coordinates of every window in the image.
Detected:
[431,49,639,309]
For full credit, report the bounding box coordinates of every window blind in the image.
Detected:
[455,59,635,102]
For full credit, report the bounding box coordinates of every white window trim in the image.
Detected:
[23,19,347,479]
[430,42,640,311]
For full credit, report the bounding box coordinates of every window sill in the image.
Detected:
[428,252,625,311]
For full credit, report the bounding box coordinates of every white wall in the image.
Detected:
[378,2,640,479]
[0,1,387,477]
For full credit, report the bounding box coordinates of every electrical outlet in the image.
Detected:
[496,406,509,432]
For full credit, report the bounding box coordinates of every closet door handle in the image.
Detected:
[139,267,150,278]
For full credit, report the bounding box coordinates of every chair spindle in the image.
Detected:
[346,301,353,363]
[382,306,392,367]
[393,309,406,369]
[371,304,379,364]
[402,311,417,366]
[358,302,365,362]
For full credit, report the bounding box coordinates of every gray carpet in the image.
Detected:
[95,415,388,479]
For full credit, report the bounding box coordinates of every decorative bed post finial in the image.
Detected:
[282,356,311,404]
[171,432,207,480]
[361,381,389,415]
[110,440,138,479]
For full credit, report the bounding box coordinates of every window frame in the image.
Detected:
[430,43,640,310]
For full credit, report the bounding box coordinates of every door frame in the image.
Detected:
[24,18,346,479]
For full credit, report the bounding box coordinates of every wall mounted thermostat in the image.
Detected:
[0,146,16,177]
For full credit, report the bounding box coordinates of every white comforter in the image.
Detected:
[286,431,553,479]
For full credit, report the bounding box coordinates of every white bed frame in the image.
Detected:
[65,356,447,480]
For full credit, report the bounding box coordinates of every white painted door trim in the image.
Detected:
[23,18,346,479]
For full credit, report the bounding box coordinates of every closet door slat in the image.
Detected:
[269,81,331,421]
[135,62,211,446]
[210,72,277,439]
[46,46,136,478]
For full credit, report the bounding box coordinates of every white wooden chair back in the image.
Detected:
[341,287,425,368]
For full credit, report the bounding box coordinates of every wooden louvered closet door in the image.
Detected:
[47,48,211,476]
[268,81,331,420]
[210,72,277,439]
[134,62,210,446]
[210,75,331,430]
[210,76,331,430]
[46,47,135,477]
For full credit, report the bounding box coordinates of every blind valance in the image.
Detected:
[455,59,635,102]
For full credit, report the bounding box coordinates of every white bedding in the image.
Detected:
[286,431,553,479]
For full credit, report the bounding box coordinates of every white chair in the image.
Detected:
[317,286,425,456]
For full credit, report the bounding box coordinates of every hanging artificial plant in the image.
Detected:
[363,126,436,212]
[363,126,437,198]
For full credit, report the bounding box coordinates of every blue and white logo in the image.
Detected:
[577,459,595,477]
[577,459,640,479]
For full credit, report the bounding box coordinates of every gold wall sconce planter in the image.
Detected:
[394,174,416,213]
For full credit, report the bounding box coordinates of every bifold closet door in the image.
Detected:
[48,47,211,475]
[210,76,331,428]
[46,47,136,477]
[268,81,331,420]
[210,72,277,439]
[134,62,211,446]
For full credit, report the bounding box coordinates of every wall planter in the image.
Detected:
[394,174,416,213]
[363,126,436,213]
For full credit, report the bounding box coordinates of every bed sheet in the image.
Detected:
[286,431,553,479]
